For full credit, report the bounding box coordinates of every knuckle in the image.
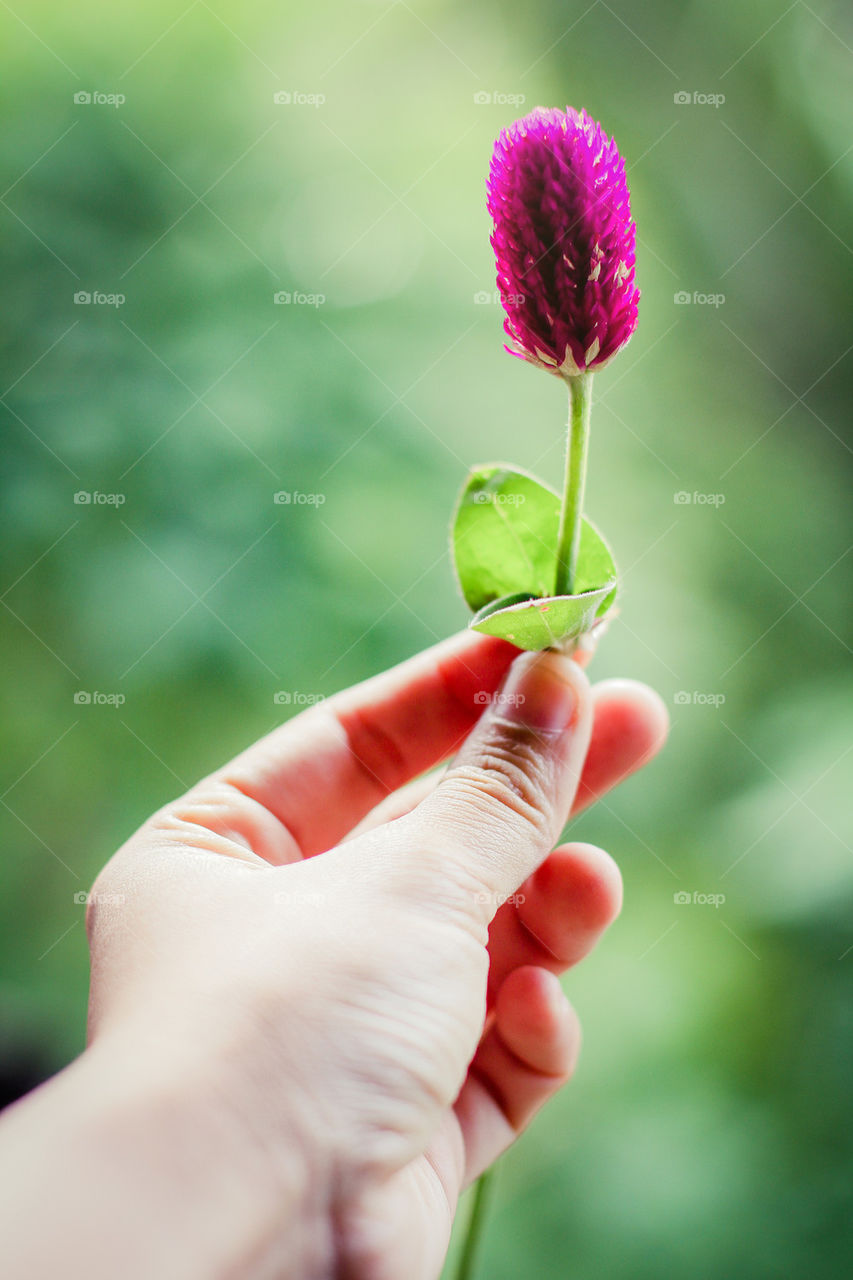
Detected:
[450,735,555,841]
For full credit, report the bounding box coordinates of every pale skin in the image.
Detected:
[0,633,668,1279]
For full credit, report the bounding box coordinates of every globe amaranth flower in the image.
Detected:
[487,106,639,377]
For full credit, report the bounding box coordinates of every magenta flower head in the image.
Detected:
[487,106,639,377]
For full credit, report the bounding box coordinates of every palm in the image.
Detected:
[312,837,616,1280]
[88,632,666,1280]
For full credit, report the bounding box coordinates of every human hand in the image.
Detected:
[75,633,666,1278]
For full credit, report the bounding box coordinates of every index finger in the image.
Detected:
[217,631,519,857]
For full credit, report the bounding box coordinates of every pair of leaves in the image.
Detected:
[451,463,618,651]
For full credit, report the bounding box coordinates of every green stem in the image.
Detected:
[454,1166,497,1280]
[554,371,593,597]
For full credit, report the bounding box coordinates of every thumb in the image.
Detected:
[408,648,593,915]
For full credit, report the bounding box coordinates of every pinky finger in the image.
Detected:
[454,966,581,1186]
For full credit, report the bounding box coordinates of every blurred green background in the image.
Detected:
[1,0,851,1274]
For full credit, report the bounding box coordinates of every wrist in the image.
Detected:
[0,1020,336,1279]
[92,1020,337,1278]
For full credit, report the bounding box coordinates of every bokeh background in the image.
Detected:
[1,0,851,1274]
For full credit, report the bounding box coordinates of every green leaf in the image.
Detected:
[574,517,618,619]
[452,464,560,610]
[471,591,537,622]
[470,584,616,652]
[451,463,618,620]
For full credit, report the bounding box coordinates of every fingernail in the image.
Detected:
[493,650,582,735]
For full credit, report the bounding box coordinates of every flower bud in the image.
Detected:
[487,106,640,376]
